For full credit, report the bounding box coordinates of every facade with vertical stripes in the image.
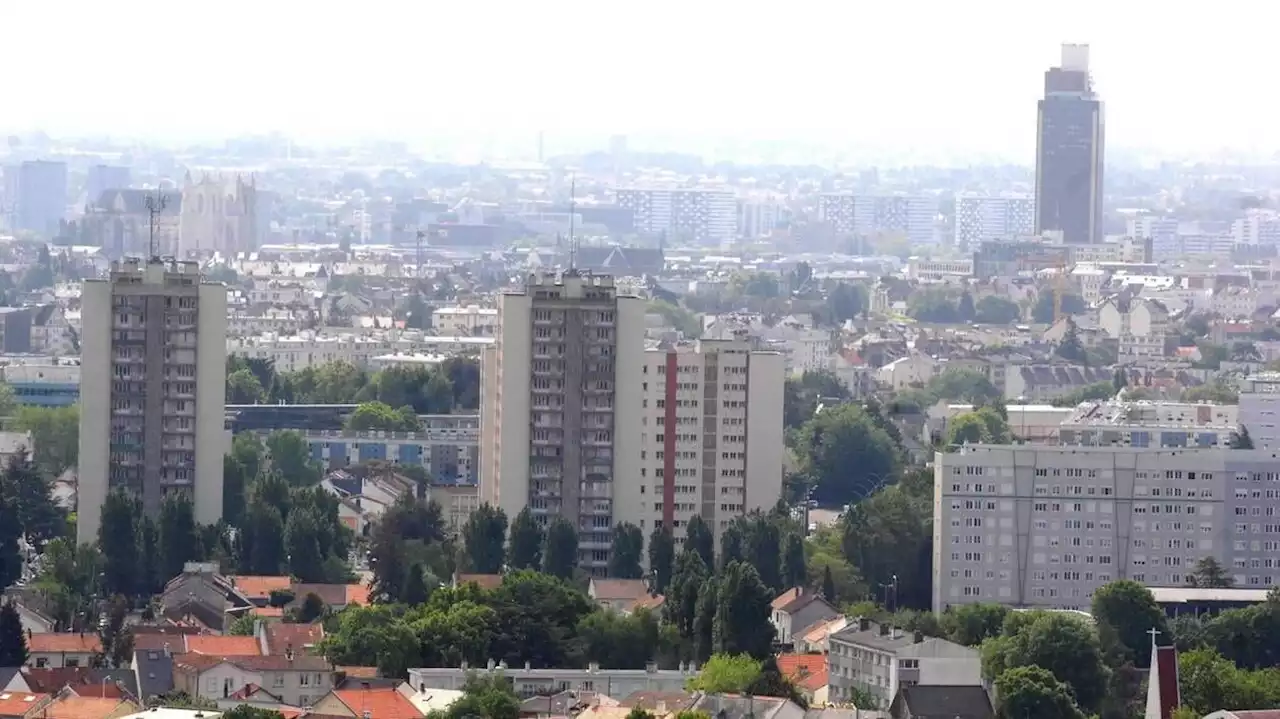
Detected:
[481,271,785,573]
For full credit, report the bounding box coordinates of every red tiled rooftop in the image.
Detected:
[776,653,826,683]
[27,633,102,654]
[183,635,262,656]
[337,666,378,679]
[265,623,324,655]
[797,667,829,692]
[229,575,292,599]
[345,583,370,606]
[455,574,502,590]
[332,688,424,719]
[0,692,49,716]
[41,696,137,719]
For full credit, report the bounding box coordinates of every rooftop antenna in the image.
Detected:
[144,192,168,261]
[567,174,578,273]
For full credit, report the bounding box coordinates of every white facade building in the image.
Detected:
[933,445,1280,613]
[819,193,938,246]
[78,259,227,544]
[1239,373,1280,449]
[616,187,736,245]
[481,272,784,572]
[955,195,1035,250]
[432,305,498,336]
[226,333,492,372]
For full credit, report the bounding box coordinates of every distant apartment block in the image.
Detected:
[1057,400,1238,448]
[955,195,1034,250]
[409,663,700,699]
[261,415,480,483]
[819,193,938,246]
[78,259,227,545]
[737,197,786,240]
[933,445,1280,613]
[432,305,498,336]
[906,257,974,283]
[1239,373,1280,450]
[0,363,79,407]
[615,187,737,245]
[85,164,132,206]
[1232,210,1280,245]
[481,271,646,575]
[16,160,68,236]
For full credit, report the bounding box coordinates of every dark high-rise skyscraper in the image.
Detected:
[1035,44,1104,244]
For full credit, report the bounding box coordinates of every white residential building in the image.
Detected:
[78,259,227,545]
[1097,297,1170,360]
[616,187,736,245]
[906,257,974,283]
[933,445,1280,613]
[827,619,981,709]
[819,193,938,246]
[409,663,700,699]
[1239,373,1280,449]
[432,305,498,336]
[481,272,784,573]
[226,332,492,372]
[1057,401,1239,449]
[955,195,1035,250]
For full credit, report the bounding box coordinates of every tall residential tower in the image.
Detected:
[1035,44,1105,245]
[77,258,228,544]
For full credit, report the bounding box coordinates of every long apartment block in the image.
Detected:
[933,445,1280,612]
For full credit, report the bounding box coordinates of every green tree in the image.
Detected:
[975,295,1021,324]
[793,403,901,506]
[666,550,708,640]
[781,532,806,590]
[157,494,199,584]
[712,561,775,659]
[841,485,931,609]
[821,566,836,603]
[940,603,1009,647]
[957,291,976,323]
[346,401,422,432]
[578,608,663,670]
[1183,380,1238,404]
[284,508,326,582]
[0,473,20,590]
[227,614,256,636]
[648,527,675,594]
[684,515,715,570]
[945,411,992,446]
[1187,557,1234,588]
[1033,291,1086,324]
[995,666,1086,719]
[1051,381,1116,407]
[1231,426,1256,449]
[608,523,644,579]
[928,368,1002,404]
[1113,368,1128,394]
[296,592,327,623]
[11,405,78,476]
[442,674,520,719]
[1090,580,1168,668]
[783,370,853,432]
[237,493,286,576]
[1055,319,1088,363]
[441,357,481,411]
[403,564,430,606]
[220,707,285,719]
[542,517,578,579]
[98,490,138,597]
[982,612,1110,714]
[265,430,322,486]
[461,504,508,574]
[693,577,718,662]
[506,508,543,571]
[686,653,762,693]
[226,368,267,404]
[0,602,27,666]
[3,448,64,549]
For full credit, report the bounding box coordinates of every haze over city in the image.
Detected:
[6,0,1280,162]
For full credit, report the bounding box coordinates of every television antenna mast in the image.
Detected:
[144,192,168,260]
[567,174,578,272]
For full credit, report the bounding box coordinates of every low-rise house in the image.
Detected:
[888,685,994,719]
[409,662,700,698]
[0,691,51,718]
[258,621,324,656]
[37,695,140,719]
[171,652,334,708]
[828,620,981,710]
[26,634,102,669]
[310,685,425,719]
[771,589,840,646]
[588,580,650,613]
[794,616,848,654]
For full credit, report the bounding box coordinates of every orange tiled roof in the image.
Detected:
[172,652,226,673]
[184,635,262,656]
[264,623,324,655]
[771,588,804,610]
[345,583,370,606]
[229,575,293,599]
[336,666,378,679]
[27,634,102,655]
[332,688,425,719]
[776,653,826,683]
[455,573,502,590]
[628,594,666,613]
[0,692,48,716]
[251,606,285,618]
[796,667,829,692]
[42,696,137,719]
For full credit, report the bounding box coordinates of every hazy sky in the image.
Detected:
[3,1,1277,158]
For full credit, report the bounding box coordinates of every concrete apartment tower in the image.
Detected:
[480,271,786,574]
[480,270,646,575]
[77,258,228,545]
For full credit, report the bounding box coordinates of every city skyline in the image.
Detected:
[4,1,1280,161]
